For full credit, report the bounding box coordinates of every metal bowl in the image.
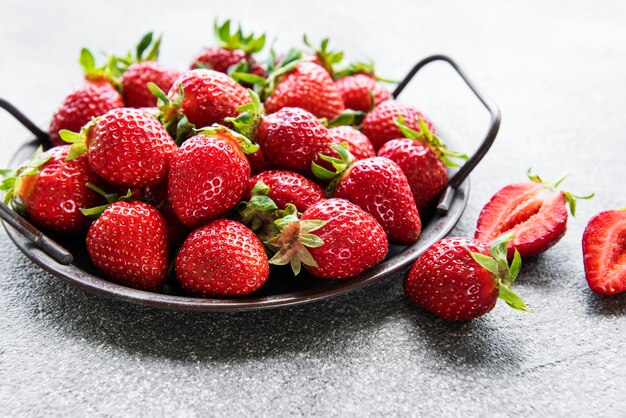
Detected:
[0,55,500,311]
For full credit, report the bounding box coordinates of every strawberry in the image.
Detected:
[582,209,626,295]
[121,61,179,108]
[475,171,593,259]
[168,125,256,228]
[404,234,527,320]
[175,219,269,297]
[144,181,190,245]
[163,69,250,132]
[378,116,467,215]
[247,170,325,212]
[48,83,123,147]
[190,19,266,78]
[0,146,101,234]
[335,74,391,112]
[264,62,345,120]
[60,108,177,187]
[255,107,332,176]
[328,126,375,160]
[247,149,272,175]
[266,199,388,279]
[86,200,169,291]
[313,145,422,244]
[361,100,434,150]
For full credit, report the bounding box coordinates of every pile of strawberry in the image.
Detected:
[2,21,624,320]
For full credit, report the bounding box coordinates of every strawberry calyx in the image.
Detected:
[0,146,51,210]
[303,35,343,78]
[470,232,527,311]
[148,82,195,144]
[214,19,266,55]
[79,183,133,218]
[59,121,97,161]
[334,59,396,83]
[526,169,594,216]
[264,204,326,276]
[395,115,468,167]
[224,89,264,140]
[113,31,163,71]
[311,143,356,194]
[195,124,259,155]
[236,181,279,232]
[80,48,124,90]
[320,109,367,129]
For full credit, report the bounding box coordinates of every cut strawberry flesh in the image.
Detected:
[583,210,626,295]
[475,182,568,258]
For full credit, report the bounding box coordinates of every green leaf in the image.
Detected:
[251,180,270,196]
[327,110,367,128]
[66,143,88,161]
[297,246,318,268]
[290,257,302,276]
[300,233,324,248]
[498,283,528,312]
[300,219,326,233]
[248,195,278,212]
[79,48,95,72]
[230,72,267,85]
[147,82,169,105]
[311,162,337,181]
[136,32,153,61]
[509,249,522,283]
[470,252,499,276]
[79,204,110,218]
[58,129,84,144]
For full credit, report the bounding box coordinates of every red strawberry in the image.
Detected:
[247,149,272,175]
[190,19,266,77]
[256,107,332,176]
[121,61,180,108]
[475,171,593,259]
[313,145,421,244]
[247,170,325,212]
[328,126,375,160]
[86,200,169,291]
[378,116,467,214]
[335,74,391,112]
[264,62,345,120]
[168,126,255,228]
[49,83,123,147]
[266,198,388,279]
[144,182,190,245]
[405,235,527,320]
[361,100,434,150]
[0,146,101,234]
[60,108,177,187]
[175,219,269,297]
[582,209,626,295]
[166,69,250,129]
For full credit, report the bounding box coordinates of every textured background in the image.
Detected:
[1,0,625,416]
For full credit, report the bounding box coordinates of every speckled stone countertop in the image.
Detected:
[1,0,625,416]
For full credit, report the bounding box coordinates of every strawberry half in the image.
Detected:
[378,116,467,215]
[175,219,269,297]
[266,199,388,279]
[405,234,527,320]
[86,199,169,291]
[60,108,177,187]
[168,125,256,228]
[475,171,593,259]
[0,146,101,234]
[582,209,626,295]
[361,100,434,150]
[313,144,422,244]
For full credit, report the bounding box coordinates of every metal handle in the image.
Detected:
[0,98,73,264]
[392,54,501,214]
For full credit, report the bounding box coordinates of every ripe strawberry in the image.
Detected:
[328,126,375,160]
[313,145,421,244]
[0,146,101,234]
[582,209,626,295]
[247,170,325,212]
[144,181,190,245]
[165,69,250,130]
[190,19,266,78]
[168,126,256,228]
[60,108,177,187]
[266,198,388,279]
[361,100,434,150]
[378,116,467,214]
[335,74,391,112]
[475,171,593,259]
[256,107,332,176]
[264,62,345,120]
[247,149,272,175]
[175,219,269,297]
[86,200,169,291]
[405,234,527,320]
[49,83,123,146]
[121,61,180,108]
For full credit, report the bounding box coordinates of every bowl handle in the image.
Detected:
[0,98,73,264]
[393,54,501,214]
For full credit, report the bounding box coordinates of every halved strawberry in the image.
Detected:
[475,171,593,259]
[582,209,626,295]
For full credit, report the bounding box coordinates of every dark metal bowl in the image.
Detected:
[0,55,500,311]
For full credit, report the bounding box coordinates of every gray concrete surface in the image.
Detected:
[1,0,625,416]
